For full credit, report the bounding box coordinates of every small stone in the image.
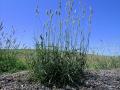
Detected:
[65,85,72,90]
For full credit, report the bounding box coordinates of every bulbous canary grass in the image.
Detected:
[30,0,92,89]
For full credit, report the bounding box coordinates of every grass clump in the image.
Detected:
[31,46,87,88]
[0,50,17,73]
[0,22,27,73]
[30,0,93,89]
[0,50,26,73]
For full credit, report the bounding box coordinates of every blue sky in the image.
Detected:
[0,0,120,55]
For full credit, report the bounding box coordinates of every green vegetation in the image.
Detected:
[0,22,27,73]
[29,0,92,88]
[0,0,120,89]
[0,49,26,73]
[86,55,120,70]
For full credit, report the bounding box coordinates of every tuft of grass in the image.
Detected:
[30,46,87,88]
[29,0,93,89]
[0,21,27,74]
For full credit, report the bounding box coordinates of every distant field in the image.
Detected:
[16,49,120,70]
[0,49,120,74]
[86,54,120,70]
[0,49,34,73]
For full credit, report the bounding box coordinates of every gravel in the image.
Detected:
[0,69,120,90]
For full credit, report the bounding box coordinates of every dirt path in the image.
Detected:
[0,69,120,90]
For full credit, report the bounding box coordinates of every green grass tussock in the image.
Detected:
[29,0,92,88]
[0,21,27,73]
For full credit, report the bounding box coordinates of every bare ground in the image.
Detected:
[0,69,120,90]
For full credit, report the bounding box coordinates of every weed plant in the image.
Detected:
[30,0,93,89]
[0,22,27,73]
